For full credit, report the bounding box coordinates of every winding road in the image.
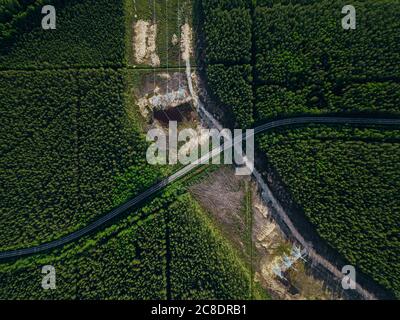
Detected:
[0,116,399,260]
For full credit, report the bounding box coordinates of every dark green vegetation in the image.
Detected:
[201,0,253,128]
[0,183,255,299]
[0,0,163,253]
[0,189,172,299]
[0,69,159,251]
[257,126,400,297]
[0,0,171,254]
[202,0,400,297]
[207,64,254,128]
[202,0,400,124]
[253,0,400,121]
[255,82,400,120]
[201,0,250,12]
[0,0,125,69]
[126,0,193,68]
[0,0,258,300]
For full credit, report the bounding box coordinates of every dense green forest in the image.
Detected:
[202,0,253,128]
[0,0,48,46]
[0,0,259,300]
[257,126,400,297]
[202,0,400,298]
[0,184,255,299]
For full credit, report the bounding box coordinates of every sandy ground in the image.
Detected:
[133,20,160,67]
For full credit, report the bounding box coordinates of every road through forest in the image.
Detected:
[0,115,399,260]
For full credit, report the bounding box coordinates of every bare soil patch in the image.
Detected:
[190,167,335,299]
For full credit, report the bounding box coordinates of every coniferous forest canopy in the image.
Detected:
[0,0,257,300]
[0,0,399,301]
